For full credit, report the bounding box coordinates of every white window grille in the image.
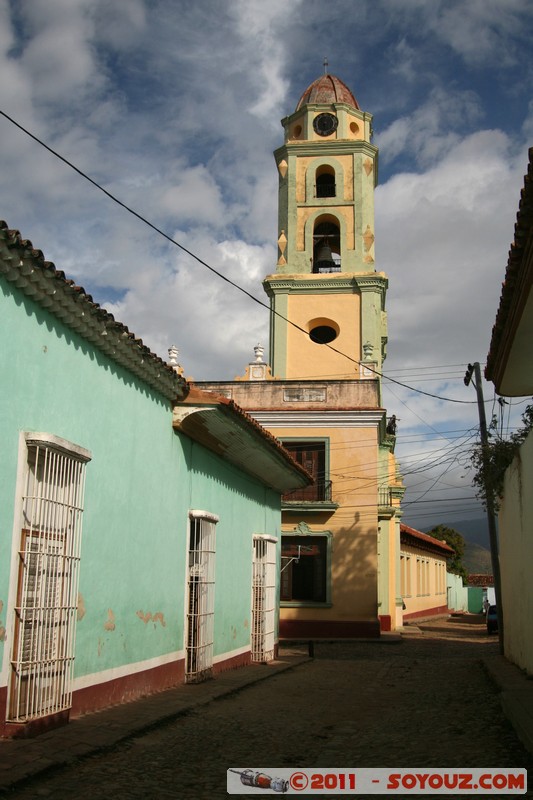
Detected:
[9,435,90,723]
[251,536,277,663]
[185,511,218,684]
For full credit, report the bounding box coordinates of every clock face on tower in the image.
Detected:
[313,112,338,136]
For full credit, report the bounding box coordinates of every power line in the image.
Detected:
[384,362,482,373]
[0,108,478,406]
[400,496,479,505]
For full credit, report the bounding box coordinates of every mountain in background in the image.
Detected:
[463,542,493,574]
[423,517,493,575]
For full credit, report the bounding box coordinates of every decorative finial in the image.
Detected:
[168,344,179,366]
[168,344,185,376]
[254,343,265,363]
[323,57,329,74]
[362,341,374,361]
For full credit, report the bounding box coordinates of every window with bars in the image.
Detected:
[281,440,331,502]
[315,169,336,198]
[280,534,330,604]
[8,434,90,723]
[185,511,218,684]
[251,536,277,663]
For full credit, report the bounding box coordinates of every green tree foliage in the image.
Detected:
[427,525,468,581]
[470,402,533,512]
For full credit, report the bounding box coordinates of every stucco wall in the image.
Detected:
[274,423,380,627]
[0,275,281,714]
[447,573,468,613]
[400,543,448,619]
[499,429,533,675]
[286,291,361,378]
[184,440,281,661]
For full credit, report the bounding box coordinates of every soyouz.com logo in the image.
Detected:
[227,767,527,794]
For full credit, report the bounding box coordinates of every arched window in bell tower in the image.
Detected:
[313,218,341,273]
[315,166,336,198]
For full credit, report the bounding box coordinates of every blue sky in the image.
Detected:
[1,0,532,530]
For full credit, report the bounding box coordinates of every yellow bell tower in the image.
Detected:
[264,69,388,384]
[197,69,404,638]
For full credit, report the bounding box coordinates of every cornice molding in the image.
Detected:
[263,273,388,295]
[274,141,378,161]
[281,103,373,125]
[357,274,389,292]
[251,410,385,428]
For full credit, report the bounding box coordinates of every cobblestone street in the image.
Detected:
[3,618,532,799]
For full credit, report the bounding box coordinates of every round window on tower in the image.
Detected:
[308,318,339,344]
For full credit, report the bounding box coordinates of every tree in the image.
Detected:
[427,525,468,581]
[470,402,533,512]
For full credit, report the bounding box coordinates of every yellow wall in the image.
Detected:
[400,544,448,618]
[296,155,354,204]
[297,205,355,251]
[278,423,380,624]
[286,292,361,379]
[378,447,404,629]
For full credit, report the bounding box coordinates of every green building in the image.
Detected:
[0,221,309,737]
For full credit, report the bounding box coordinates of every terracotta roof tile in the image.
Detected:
[183,385,313,482]
[400,523,455,554]
[0,220,186,401]
[466,574,494,586]
[485,147,533,382]
[296,74,359,111]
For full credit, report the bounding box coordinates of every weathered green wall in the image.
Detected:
[181,437,280,660]
[467,587,483,614]
[0,275,281,690]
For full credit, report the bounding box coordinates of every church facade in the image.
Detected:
[199,72,405,636]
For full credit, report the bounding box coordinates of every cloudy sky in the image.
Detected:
[1,0,532,531]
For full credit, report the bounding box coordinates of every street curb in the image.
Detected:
[279,634,403,645]
[0,654,311,793]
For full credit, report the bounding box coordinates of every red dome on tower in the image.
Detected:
[296,74,359,111]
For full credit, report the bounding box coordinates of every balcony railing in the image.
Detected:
[378,487,393,507]
[282,480,333,503]
[313,256,342,274]
[315,183,336,198]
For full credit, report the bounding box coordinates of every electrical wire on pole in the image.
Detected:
[464,362,504,654]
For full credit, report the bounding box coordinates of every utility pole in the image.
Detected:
[464,362,504,654]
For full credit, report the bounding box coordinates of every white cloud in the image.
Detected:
[103,234,273,380]
[1,0,532,528]
[382,0,533,69]
[93,0,147,48]
[16,0,103,105]
[377,129,521,367]
[231,0,294,120]
[434,0,532,67]
[159,166,226,226]
[377,87,483,168]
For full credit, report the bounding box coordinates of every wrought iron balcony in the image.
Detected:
[315,263,341,273]
[282,480,333,503]
[315,183,336,198]
[313,254,342,274]
[378,487,393,507]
